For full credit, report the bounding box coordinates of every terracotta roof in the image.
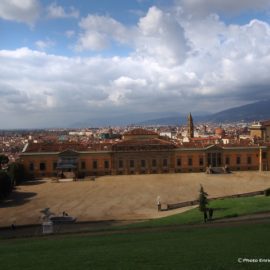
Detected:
[124,128,158,136]
[190,136,220,141]
[115,138,174,146]
[112,138,176,151]
[262,120,270,126]
[23,142,112,153]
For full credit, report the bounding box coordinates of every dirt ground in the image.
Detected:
[1,171,270,227]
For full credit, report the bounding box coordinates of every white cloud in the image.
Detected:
[0,0,40,25]
[46,2,79,19]
[76,7,189,66]
[35,39,55,51]
[76,14,131,51]
[1,5,270,127]
[179,0,270,17]
[136,6,189,65]
[65,30,75,38]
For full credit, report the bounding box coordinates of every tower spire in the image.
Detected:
[188,112,194,138]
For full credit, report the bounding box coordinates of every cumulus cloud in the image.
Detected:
[0,0,40,25]
[1,4,270,127]
[76,6,189,65]
[35,39,55,51]
[76,15,131,51]
[65,30,75,38]
[179,0,270,17]
[46,2,79,19]
[136,6,189,65]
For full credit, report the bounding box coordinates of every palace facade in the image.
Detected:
[20,124,270,179]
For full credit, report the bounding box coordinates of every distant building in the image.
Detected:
[20,118,270,178]
[250,121,270,141]
[187,113,194,138]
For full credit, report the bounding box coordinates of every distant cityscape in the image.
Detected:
[0,118,254,162]
[2,112,270,180]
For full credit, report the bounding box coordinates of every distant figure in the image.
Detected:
[11,223,16,230]
[63,211,68,216]
[157,201,161,211]
[156,196,161,211]
[209,208,214,220]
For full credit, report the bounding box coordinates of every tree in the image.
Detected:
[8,162,25,185]
[0,154,9,169]
[198,184,208,212]
[0,171,13,199]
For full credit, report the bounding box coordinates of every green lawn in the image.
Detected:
[1,223,270,270]
[124,195,270,229]
[1,196,270,269]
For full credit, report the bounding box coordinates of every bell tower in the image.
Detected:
[187,113,194,138]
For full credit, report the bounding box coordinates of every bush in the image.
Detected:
[7,162,25,185]
[264,188,270,196]
[0,171,13,199]
[198,184,208,212]
[0,154,9,169]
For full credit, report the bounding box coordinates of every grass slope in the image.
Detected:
[126,195,270,228]
[1,223,270,270]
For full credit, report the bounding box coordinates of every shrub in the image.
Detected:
[7,162,25,185]
[0,171,13,199]
[198,184,208,212]
[264,188,270,196]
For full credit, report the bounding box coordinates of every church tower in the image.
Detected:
[187,113,194,138]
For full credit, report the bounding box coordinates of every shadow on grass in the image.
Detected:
[213,207,229,211]
[0,190,37,208]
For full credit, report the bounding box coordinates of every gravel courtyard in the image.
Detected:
[1,171,270,227]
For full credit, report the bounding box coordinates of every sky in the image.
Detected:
[1,0,270,128]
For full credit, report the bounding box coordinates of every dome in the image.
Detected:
[215,128,225,137]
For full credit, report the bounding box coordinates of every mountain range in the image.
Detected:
[71,99,270,127]
[138,99,270,125]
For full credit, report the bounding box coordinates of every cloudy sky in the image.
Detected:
[1,0,270,128]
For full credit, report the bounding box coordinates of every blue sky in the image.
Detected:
[1,0,270,128]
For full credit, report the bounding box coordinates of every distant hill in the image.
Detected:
[208,99,270,123]
[138,114,212,126]
[138,116,184,126]
[138,99,270,125]
[71,99,270,127]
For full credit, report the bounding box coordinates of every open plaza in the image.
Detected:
[1,171,270,227]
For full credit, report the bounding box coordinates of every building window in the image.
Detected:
[225,156,230,165]
[53,162,57,170]
[118,160,123,169]
[177,158,181,167]
[199,157,204,166]
[236,156,241,165]
[81,161,86,170]
[93,160,98,169]
[130,160,134,168]
[163,159,168,167]
[29,162,34,171]
[141,160,146,168]
[188,157,193,166]
[39,162,46,171]
[247,156,252,165]
[262,152,267,159]
[104,160,109,169]
[207,153,211,166]
[152,159,157,167]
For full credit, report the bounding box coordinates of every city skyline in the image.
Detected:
[1,0,270,128]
